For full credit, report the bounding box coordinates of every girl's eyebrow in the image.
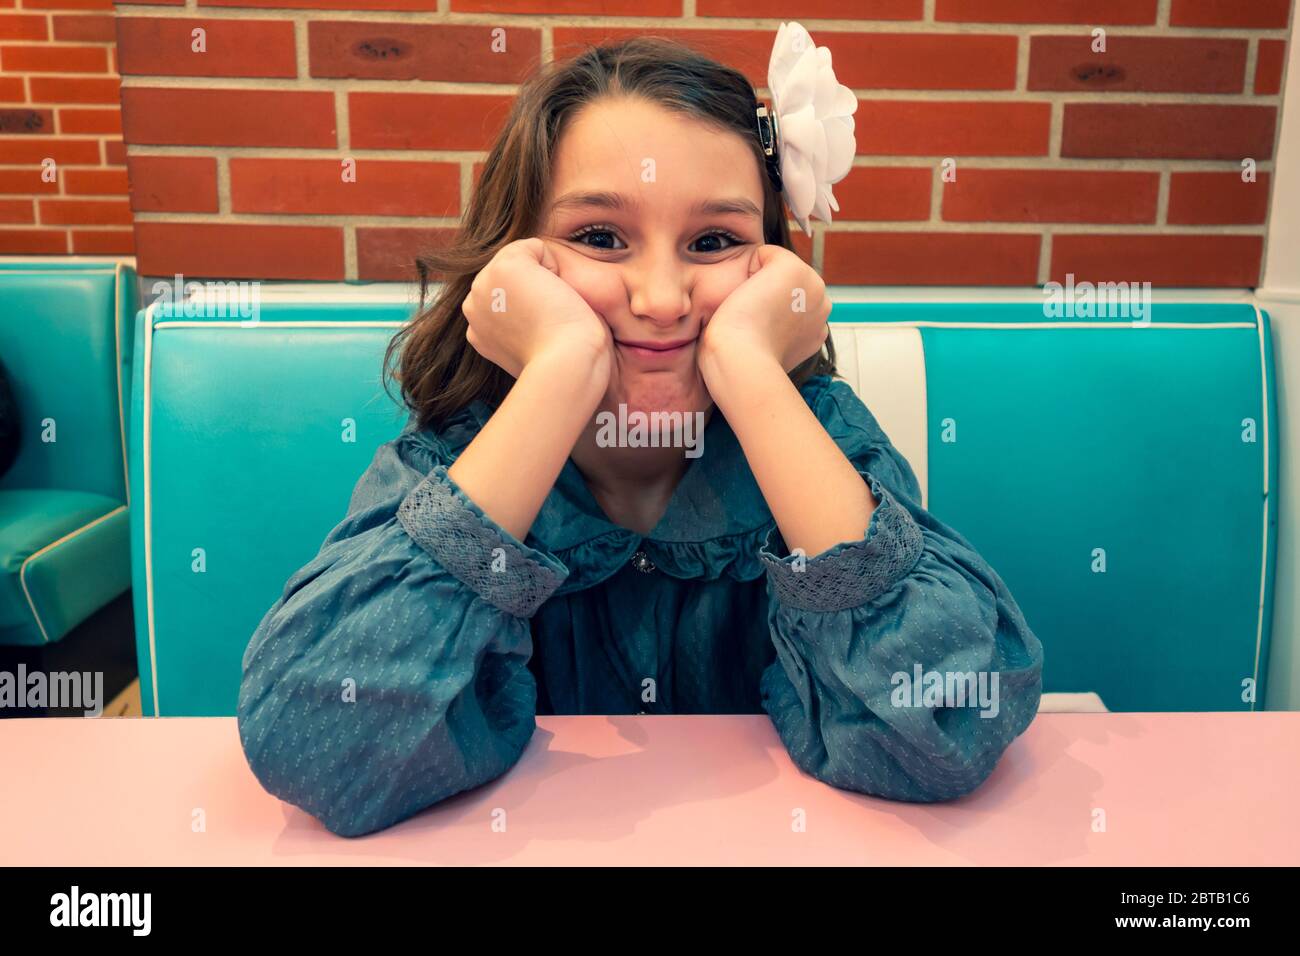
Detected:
[550,190,761,220]
[694,197,762,219]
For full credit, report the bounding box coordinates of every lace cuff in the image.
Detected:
[759,470,924,613]
[396,464,568,618]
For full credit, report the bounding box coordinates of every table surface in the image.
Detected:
[2,712,1297,865]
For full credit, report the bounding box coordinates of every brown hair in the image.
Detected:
[384,35,837,433]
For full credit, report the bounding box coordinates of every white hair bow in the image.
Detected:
[758,21,859,237]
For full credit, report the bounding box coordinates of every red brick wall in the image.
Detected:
[5,0,1296,284]
[0,0,131,255]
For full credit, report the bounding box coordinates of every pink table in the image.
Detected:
[2,713,1297,865]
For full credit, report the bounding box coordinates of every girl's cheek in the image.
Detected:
[552,248,628,321]
[694,254,754,323]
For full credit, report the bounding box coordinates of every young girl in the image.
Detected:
[237,25,1044,838]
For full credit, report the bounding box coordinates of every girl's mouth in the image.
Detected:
[615,338,695,361]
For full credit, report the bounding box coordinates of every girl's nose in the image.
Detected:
[628,257,692,329]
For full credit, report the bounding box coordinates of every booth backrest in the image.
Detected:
[131,294,1278,717]
[0,261,135,502]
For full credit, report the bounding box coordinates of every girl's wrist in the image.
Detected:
[699,341,786,414]
[522,339,609,409]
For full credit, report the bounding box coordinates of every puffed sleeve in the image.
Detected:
[236,427,568,836]
[757,378,1044,801]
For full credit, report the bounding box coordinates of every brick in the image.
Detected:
[1,44,108,73]
[127,155,218,212]
[0,199,34,223]
[943,169,1158,223]
[63,167,130,195]
[858,101,1051,156]
[28,77,120,104]
[72,229,134,254]
[230,158,460,216]
[1167,172,1271,224]
[0,228,67,253]
[1028,36,1247,93]
[309,21,541,83]
[1062,104,1276,159]
[133,222,345,280]
[554,27,1013,90]
[0,168,58,193]
[449,0,677,12]
[0,77,22,102]
[937,0,1157,22]
[356,226,457,281]
[117,18,298,78]
[698,0,919,17]
[58,107,121,134]
[824,231,1040,285]
[1170,0,1292,28]
[349,92,512,150]
[553,27,770,85]
[0,107,53,134]
[39,197,132,225]
[52,14,116,42]
[0,14,48,41]
[1255,40,1286,95]
[104,140,126,165]
[0,137,100,164]
[823,33,1017,90]
[121,89,337,147]
[200,0,437,7]
[829,166,931,221]
[20,0,114,9]
[1052,234,1262,286]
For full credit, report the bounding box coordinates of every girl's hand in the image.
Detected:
[696,244,830,385]
[462,237,613,384]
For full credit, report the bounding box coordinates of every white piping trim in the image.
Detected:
[825,286,1257,304]
[113,262,129,508]
[1252,302,1271,713]
[0,255,133,265]
[18,505,127,646]
[0,269,117,276]
[153,320,408,330]
[828,321,1256,330]
[143,299,160,716]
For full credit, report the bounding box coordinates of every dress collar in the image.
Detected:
[414,393,784,591]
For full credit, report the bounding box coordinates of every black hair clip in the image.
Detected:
[755,104,784,194]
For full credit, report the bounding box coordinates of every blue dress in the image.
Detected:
[237,374,1044,837]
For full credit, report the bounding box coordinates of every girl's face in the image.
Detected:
[539,96,768,418]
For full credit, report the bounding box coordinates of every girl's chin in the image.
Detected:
[604,373,712,417]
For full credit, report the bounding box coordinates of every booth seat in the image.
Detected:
[130,290,1278,717]
[0,258,137,647]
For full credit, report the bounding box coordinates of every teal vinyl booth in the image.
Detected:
[130,291,1278,717]
[0,259,137,647]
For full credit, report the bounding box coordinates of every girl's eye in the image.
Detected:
[690,230,745,254]
[567,225,625,250]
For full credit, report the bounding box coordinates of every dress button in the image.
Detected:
[630,550,656,573]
